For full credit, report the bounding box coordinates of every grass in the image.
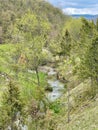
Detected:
[0,43,47,104]
[65,98,98,130]
[52,77,98,130]
[18,71,47,103]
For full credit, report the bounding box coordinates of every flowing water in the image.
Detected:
[47,79,64,101]
[39,66,64,101]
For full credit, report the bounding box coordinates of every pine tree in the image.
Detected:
[85,36,98,82]
[74,18,98,98]
[60,29,71,57]
[0,80,24,130]
[78,35,98,97]
[96,18,98,31]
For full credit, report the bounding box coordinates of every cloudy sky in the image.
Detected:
[47,0,98,15]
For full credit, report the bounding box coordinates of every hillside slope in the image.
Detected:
[0,0,69,44]
[57,80,98,130]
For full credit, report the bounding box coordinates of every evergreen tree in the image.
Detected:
[78,34,98,97]
[60,29,71,57]
[84,36,98,82]
[96,18,98,31]
[0,80,24,130]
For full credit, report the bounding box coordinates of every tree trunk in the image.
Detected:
[35,68,40,86]
[11,117,14,130]
[67,86,70,123]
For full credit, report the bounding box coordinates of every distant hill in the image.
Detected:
[0,0,69,43]
[72,14,98,20]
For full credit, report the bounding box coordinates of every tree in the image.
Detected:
[27,35,47,86]
[0,80,24,130]
[96,18,98,31]
[77,34,98,98]
[60,29,71,57]
[79,18,93,51]
[80,36,98,82]
[12,11,50,86]
[0,26,2,44]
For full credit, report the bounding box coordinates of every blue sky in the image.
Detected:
[47,0,98,14]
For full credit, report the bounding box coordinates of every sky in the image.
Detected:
[47,0,98,15]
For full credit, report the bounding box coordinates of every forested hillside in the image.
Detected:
[0,0,69,44]
[0,0,98,130]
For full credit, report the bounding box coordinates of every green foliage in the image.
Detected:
[73,18,98,84]
[79,36,98,82]
[96,18,98,31]
[27,36,47,69]
[0,0,68,44]
[9,11,51,44]
[50,101,61,114]
[60,29,72,56]
[0,80,24,129]
[64,18,82,40]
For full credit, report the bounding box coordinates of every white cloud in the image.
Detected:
[59,1,78,7]
[63,8,98,15]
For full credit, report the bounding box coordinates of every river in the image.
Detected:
[39,66,65,102]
